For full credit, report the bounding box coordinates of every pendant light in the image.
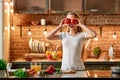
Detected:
[112,26,116,39]
[28,28,32,36]
[113,32,116,39]
[11,24,15,30]
[4,26,8,30]
[44,28,47,35]
[94,37,98,41]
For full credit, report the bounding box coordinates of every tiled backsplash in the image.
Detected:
[10,14,120,61]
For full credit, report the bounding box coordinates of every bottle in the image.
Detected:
[108,45,114,60]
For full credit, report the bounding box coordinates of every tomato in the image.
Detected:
[71,18,79,25]
[45,65,55,74]
[47,54,53,60]
[63,18,71,24]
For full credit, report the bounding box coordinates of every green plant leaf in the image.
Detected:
[0,59,7,70]
[14,68,28,78]
[93,46,101,54]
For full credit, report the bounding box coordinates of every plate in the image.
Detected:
[32,40,35,52]
[29,37,33,51]
[34,40,40,52]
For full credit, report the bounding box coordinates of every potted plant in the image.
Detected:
[0,59,8,78]
[93,46,101,59]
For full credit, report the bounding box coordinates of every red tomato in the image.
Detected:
[71,19,79,25]
[47,54,53,60]
[45,65,55,74]
[63,18,71,24]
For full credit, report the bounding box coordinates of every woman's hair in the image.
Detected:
[67,11,80,19]
[66,11,83,33]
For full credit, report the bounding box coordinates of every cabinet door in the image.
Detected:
[14,0,49,14]
[116,0,120,13]
[50,0,82,14]
[83,0,116,14]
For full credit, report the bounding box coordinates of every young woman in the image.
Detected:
[46,12,97,73]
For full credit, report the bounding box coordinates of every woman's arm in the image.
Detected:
[46,19,68,40]
[46,25,62,40]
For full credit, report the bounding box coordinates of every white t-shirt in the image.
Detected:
[59,32,87,72]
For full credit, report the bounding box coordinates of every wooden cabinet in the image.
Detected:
[50,0,83,14]
[83,0,118,14]
[13,0,120,14]
[13,0,49,14]
[116,0,120,13]
[13,0,83,14]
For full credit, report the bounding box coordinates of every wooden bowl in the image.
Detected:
[31,21,39,25]
[24,54,33,61]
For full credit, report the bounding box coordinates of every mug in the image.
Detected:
[41,19,46,25]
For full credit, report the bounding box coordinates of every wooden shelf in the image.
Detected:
[12,58,62,63]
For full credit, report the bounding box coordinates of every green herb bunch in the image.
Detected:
[14,68,28,78]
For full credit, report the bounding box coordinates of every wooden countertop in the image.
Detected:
[13,58,120,62]
[85,58,120,62]
[8,71,88,78]
[13,58,62,62]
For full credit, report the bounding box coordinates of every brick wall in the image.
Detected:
[10,14,120,61]
[85,26,120,59]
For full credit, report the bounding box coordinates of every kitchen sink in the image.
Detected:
[10,62,30,69]
[7,62,31,72]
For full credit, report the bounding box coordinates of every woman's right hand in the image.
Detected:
[59,18,69,28]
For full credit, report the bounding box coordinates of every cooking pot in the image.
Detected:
[111,66,120,74]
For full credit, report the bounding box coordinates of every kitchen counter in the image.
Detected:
[8,71,88,78]
[85,58,120,62]
[8,59,120,70]
[6,70,120,78]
